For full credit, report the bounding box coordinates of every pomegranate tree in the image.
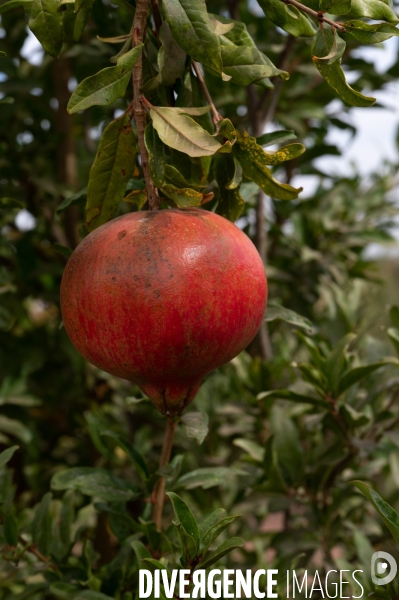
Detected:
[60,208,267,416]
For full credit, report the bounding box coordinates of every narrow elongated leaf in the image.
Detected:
[150,106,221,157]
[0,445,18,469]
[265,304,314,333]
[86,113,137,231]
[198,509,225,540]
[181,412,209,445]
[338,361,393,396]
[28,0,63,57]
[312,29,375,107]
[67,45,143,114]
[353,481,399,544]
[144,122,165,187]
[270,405,303,487]
[233,438,264,462]
[131,540,152,562]
[162,0,223,74]
[56,187,87,215]
[346,19,399,43]
[349,0,398,21]
[32,492,52,556]
[51,467,141,501]
[198,537,244,569]
[101,430,149,480]
[0,416,32,443]
[220,44,288,87]
[256,130,296,147]
[214,154,245,221]
[257,0,317,36]
[3,512,18,546]
[258,389,326,408]
[167,492,199,550]
[97,34,131,43]
[388,327,399,354]
[200,515,241,554]
[176,467,246,490]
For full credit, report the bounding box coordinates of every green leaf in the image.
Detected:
[340,404,369,428]
[338,361,393,396]
[74,592,115,600]
[51,467,141,501]
[0,0,32,13]
[167,492,199,550]
[144,122,165,187]
[101,430,149,480]
[67,45,143,114]
[0,445,18,469]
[86,113,138,231]
[214,154,245,222]
[320,0,351,14]
[0,416,32,443]
[257,0,317,36]
[131,539,152,562]
[200,514,242,554]
[348,0,398,21]
[219,44,288,87]
[388,327,399,354]
[3,512,18,546]
[198,537,244,569]
[176,467,245,490]
[150,106,221,158]
[353,481,399,544]
[233,438,264,462]
[162,0,223,75]
[180,412,209,445]
[258,388,326,407]
[28,0,63,58]
[270,405,303,486]
[256,130,297,147]
[265,304,315,333]
[345,19,399,43]
[31,492,52,556]
[123,188,147,209]
[198,508,225,540]
[59,490,74,549]
[311,29,375,107]
[390,306,399,329]
[56,187,87,215]
[97,34,131,43]
[143,22,186,91]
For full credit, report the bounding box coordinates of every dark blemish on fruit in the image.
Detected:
[118,230,127,240]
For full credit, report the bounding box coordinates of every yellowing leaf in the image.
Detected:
[150,106,221,158]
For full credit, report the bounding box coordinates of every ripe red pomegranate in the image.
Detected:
[60,209,267,416]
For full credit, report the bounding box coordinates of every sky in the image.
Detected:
[14,31,399,254]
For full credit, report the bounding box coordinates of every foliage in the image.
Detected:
[2,0,399,596]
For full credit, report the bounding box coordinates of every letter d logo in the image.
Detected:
[371,551,397,585]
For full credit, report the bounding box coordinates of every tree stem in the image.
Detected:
[132,1,160,210]
[152,416,177,531]
[282,0,346,31]
[192,61,222,125]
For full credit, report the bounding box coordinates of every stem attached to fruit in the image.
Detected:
[152,416,177,530]
[132,2,160,210]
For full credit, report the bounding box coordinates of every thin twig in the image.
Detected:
[192,61,222,125]
[0,515,58,571]
[282,0,346,31]
[152,416,177,531]
[132,6,160,210]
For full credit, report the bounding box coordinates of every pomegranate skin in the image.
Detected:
[60,208,267,416]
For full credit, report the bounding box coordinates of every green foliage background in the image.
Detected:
[2,0,399,597]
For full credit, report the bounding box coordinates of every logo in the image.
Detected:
[371,551,397,585]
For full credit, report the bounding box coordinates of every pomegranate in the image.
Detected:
[60,209,267,416]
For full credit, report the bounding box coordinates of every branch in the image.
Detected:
[192,61,222,125]
[0,515,58,571]
[282,0,346,31]
[152,416,177,531]
[132,6,160,211]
